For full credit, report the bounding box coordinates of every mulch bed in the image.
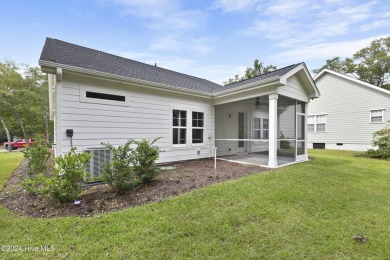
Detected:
[0,157,268,218]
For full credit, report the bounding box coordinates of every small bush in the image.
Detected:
[22,174,48,195]
[47,148,91,203]
[23,139,51,176]
[363,121,390,160]
[22,139,51,195]
[101,141,139,194]
[130,138,161,183]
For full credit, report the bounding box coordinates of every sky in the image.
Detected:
[1,0,389,84]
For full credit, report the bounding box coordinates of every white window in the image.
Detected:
[192,112,204,144]
[253,117,269,139]
[172,110,187,145]
[308,115,327,132]
[263,119,269,139]
[254,118,261,139]
[370,109,385,123]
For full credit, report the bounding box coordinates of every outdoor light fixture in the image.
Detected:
[255,97,261,109]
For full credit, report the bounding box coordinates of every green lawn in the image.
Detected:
[1,150,390,259]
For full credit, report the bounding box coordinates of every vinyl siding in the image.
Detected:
[308,73,390,150]
[57,73,215,163]
[278,75,309,102]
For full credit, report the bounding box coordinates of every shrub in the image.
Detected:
[101,141,139,194]
[22,138,51,176]
[22,174,48,195]
[130,138,161,183]
[363,121,390,160]
[22,139,51,195]
[47,148,91,203]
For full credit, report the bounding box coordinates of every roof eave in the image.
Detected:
[314,69,390,96]
[39,60,214,98]
[280,63,321,99]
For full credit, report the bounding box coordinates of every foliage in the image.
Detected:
[312,56,351,75]
[47,148,91,203]
[21,174,49,195]
[224,59,276,85]
[22,138,51,176]
[101,140,139,194]
[0,59,53,142]
[2,150,390,258]
[130,138,161,183]
[313,36,390,90]
[363,121,390,159]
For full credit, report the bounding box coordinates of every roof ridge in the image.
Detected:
[224,63,300,86]
[44,38,222,87]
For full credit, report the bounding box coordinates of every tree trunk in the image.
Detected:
[0,116,12,152]
[15,113,29,146]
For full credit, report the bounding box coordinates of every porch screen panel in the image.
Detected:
[277,96,296,162]
[277,96,296,139]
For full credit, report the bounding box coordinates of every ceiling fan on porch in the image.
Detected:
[255,97,261,109]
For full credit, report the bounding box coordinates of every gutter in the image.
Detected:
[39,60,284,99]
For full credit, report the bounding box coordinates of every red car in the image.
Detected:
[3,139,35,150]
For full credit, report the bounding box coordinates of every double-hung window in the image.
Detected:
[254,118,261,139]
[263,119,269,139]
[192,112,204,144]
[308,115,327,132]
[370,109,384,123]
[253,118,269,139]
[172,110,187,145]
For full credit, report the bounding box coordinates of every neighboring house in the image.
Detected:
[308,69,390,151]
[39,38,319,176]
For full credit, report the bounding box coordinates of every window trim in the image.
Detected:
[253,117,261,139]
[192,111,205,145]
[369,109,385,124]
[253,117,269,140]
[172,109,187,147]
[308,114,327,133]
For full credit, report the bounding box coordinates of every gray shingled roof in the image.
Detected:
[39,38,301,94]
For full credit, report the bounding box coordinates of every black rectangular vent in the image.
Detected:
[336,143,343,146]
[313,143,325,149]
[86,91,125,102]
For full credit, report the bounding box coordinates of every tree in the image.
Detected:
[312,57,352,75]
[0,59,52,145]
[313,36,390,90]
[352,37,390,89]
[224,59,277,85]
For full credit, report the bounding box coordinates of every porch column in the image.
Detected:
[268,94,278,167]
[304,103,308,160]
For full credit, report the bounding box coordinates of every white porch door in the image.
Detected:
[237,111,247,153]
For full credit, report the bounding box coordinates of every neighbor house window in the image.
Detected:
[192,112,204,144]
[308,115,327,132]
[254,118,261,139]
[370,109,384,123]
[86,91,125,102]
[173,110,187,145]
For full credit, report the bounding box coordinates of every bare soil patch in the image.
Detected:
[0,158,267,218]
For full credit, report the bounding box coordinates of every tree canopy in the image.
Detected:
[313,36,390,90]
[224,59,277,85]
[0,60,52,146]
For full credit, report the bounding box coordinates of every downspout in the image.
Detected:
[55,68,63,157]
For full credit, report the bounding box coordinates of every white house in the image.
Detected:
[39,38,320,176]
[308,69,390,151]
